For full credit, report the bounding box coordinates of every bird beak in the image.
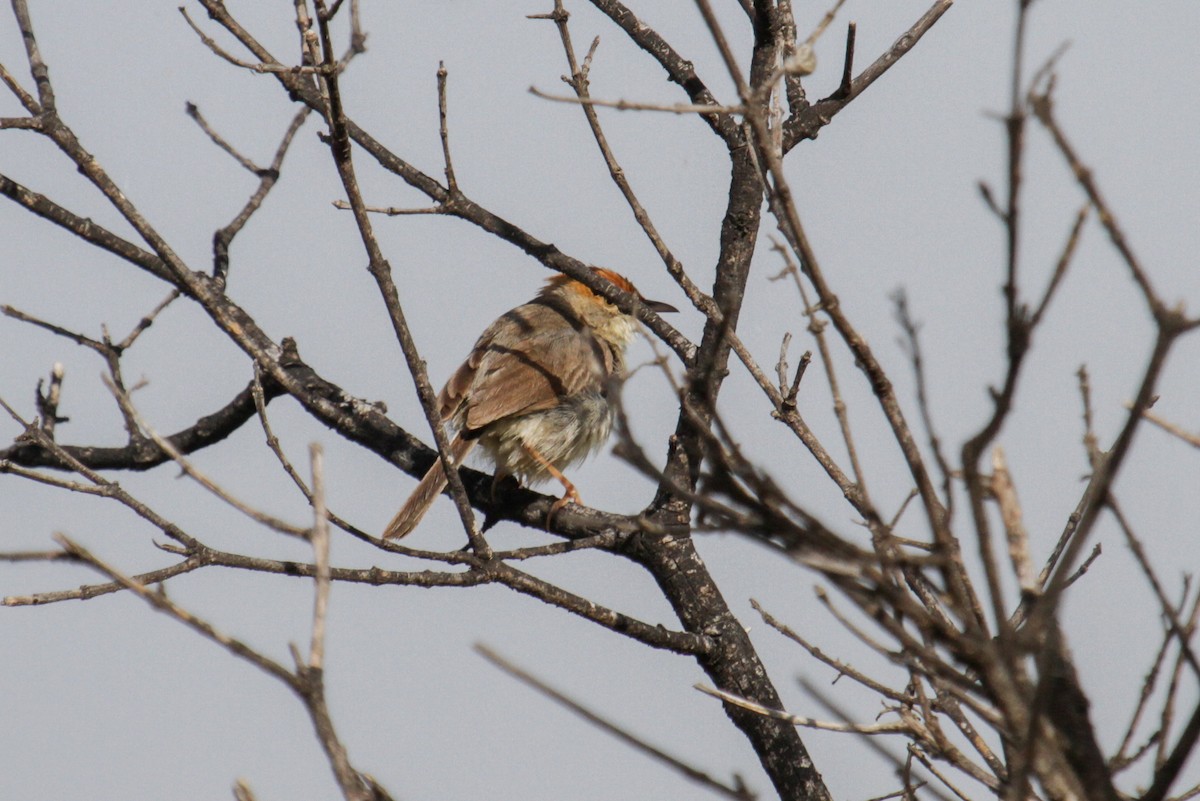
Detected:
[643,298,678,314]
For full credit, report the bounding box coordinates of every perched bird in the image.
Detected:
[383,267,676,539]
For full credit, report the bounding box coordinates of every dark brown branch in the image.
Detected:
[197,543,710,654]
[1,378,284,471]
[831,22,856,100]
[201,105,312,286]
[0,173,176,284]
[586,0,740,142]
[783,0,954,149]
[960,0,1058,641]
[1141,701,1200,801]
[728,2,971,632]
[1038,626,1122,801]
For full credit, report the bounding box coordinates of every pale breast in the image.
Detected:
[477,390,615,483]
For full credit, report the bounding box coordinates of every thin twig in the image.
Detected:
[696,683,912,736]
[100,374,310,538]
[528,86,743,115]
[532,2,714,319]
[306,18,487,554]
[436,61,457,194]
[477,644,752,800]
[1030,86,1166,321]
[307,444,331,671]
[1131,405,1200,449]
[55,534,296,686]
[4,556,207,606]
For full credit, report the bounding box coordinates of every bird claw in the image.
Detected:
[545,488,581,530]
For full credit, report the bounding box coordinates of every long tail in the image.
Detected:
[383,435,477,539]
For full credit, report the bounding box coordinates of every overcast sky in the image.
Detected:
[3,2,1199,800]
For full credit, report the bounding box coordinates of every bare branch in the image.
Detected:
[307,444,331,671]
[1131,405,1200,449]
[528,85,743,116]
[100,374,310,538]
[696,683,912,736]
[783,0,956,147]
[478,644,753,801]
[585,0,740,141]
[4,556,207,607]
[54,534,296,686]
[531,3,717,322]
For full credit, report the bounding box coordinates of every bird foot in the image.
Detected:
[545,487,581,530]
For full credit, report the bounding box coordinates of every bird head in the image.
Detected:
[541,267,677,348]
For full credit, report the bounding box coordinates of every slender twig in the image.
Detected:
[1158,588,1200,771]
[532,2,715,321]
[751,599,912,703]
[796,676,965,801]
[305,10,487,554]
[331,200,444,215]
[770,241,867,493]
[307,444,331,671]
[204,106,312,286]
[696,684,912,736]
[179,6,325,75]
[3,556,207,607]
[584,0,739,141]
[0,396,204,552]
[0,58,40,114]
[186,102,261,173]
[783,0,955,147]
[119,291,181,350]
[1132,405,1200,449]
[1142,701,1200,801]
[1030,86,1168,321]
[0,548,72,562]
[35,361,66,436]
[1109,499,1200,678]
[101,374,310,538]
[488,561,712,655]
[1029,203,1089,328]
[435,62,457,194]
[528,86,743,116]
[477,645,752,800]
[990,446,1036,594]
[907,746,975,801]
[832,23,855,99]
[892,289,954,514]
[55,534,296,685]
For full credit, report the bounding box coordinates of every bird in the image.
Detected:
[383,267,677,539]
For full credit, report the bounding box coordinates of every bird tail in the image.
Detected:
[383,435,477,539]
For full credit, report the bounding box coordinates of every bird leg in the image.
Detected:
[520,442,581,527]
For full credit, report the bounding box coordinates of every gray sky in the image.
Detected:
[3,2,1199,800]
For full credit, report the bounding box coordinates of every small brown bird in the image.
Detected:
[383,267,677,539]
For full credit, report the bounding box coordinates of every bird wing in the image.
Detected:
[442,299,612,434]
